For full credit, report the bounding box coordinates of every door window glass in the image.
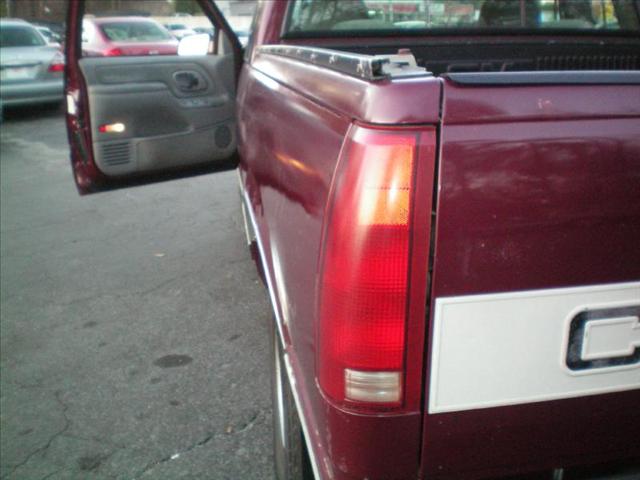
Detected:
[81,0,215,57]
[100,21,173,42]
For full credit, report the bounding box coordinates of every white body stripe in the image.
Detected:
[429,282,640,414]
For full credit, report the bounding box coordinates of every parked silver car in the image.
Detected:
[35,25,62,47]
[0,19,64,108]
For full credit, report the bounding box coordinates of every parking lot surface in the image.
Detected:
[0,107,274,479]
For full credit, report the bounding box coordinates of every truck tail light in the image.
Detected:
[318,124,435,412]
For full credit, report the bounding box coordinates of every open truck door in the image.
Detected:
[64,0,243,194]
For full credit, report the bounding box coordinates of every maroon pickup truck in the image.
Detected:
[64,1,640,479]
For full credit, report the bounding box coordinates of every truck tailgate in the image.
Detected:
[423,75,640,479]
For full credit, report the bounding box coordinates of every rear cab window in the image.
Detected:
[285,0,640,35]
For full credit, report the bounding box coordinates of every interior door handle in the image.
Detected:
[173,71,204,92]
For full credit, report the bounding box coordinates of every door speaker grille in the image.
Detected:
[102,141,131,166]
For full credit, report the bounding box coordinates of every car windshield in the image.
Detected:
[167,24,188,30]
[0,25,46,47]
[286,0,640,34]
[100,21,172,42]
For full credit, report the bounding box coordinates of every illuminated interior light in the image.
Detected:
[99,123,126,133]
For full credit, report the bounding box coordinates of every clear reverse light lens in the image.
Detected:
[344,369,401,403]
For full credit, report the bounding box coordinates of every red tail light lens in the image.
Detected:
[48,53,65,72]
[48,63,65,72]
[318,125,420,411]
[105,47,124,57]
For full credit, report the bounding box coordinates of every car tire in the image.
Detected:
[271,323,314,480]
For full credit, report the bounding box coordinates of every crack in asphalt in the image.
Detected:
[131,409,265,479]
[9,379,44,389]
[235,410,263,434]
[2,269,194,310]
[4,408,267,480]
[1,391,70,480]
[38,467,65,480]
[60,432,128,451]
[131,432,216,480]
[51,275,182,308]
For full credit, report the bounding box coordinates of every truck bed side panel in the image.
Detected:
[237,61,350,479]
[238,55,442,479]
[252,51,441,125]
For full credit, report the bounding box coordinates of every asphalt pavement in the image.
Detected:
[0,106,274,479]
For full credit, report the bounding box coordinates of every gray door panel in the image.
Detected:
[79,55,236,176]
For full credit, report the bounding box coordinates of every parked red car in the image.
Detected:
[81,17,178,57]
[64,1,639,479]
